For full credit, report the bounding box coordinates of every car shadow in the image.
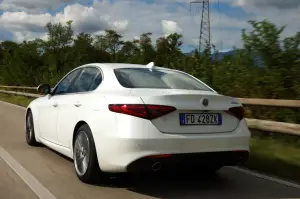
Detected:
[42,145,300,199]
[97,170,300,199]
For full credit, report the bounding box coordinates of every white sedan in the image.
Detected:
[25,62,251,184]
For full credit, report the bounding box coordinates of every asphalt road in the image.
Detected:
[1,101,300,199]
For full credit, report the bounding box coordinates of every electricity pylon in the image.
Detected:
[190,0,211,53]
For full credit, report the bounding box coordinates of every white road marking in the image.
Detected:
[0,146,57,199]
[231,167,300,189]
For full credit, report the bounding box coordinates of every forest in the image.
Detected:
[0,19,299,123]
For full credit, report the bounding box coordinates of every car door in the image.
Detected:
[56,66,103,148]
[38,68,82,144]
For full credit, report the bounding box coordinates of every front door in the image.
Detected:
[38,95,60,143]
[38,68,82,144]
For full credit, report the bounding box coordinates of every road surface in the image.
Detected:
[0,101,300,199]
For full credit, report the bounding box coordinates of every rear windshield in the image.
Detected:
[114,68,212,91]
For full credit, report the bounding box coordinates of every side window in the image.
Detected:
[53,69,81,95]
[69,67,101,93]
[89,73,103,91]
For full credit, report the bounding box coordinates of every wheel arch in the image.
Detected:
[25,107,32,134]
[72,120,102,169]
[25,106,41,142]
[72,121,90,153]
[25,107,31,116]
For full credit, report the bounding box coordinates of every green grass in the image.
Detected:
[1,94,300,182]
[0,93,33,107]
[245,136,300,183]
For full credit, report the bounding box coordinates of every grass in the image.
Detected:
[0,93,33,107]
[245,134,300,183]
[1,93,300,183]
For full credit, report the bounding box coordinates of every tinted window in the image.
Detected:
[54,69,81,95]
[69,67,101,93]
[114,68,211,91]
[89,73,103,91]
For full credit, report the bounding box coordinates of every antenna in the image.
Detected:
[146,62,154,69]
[190,0,211,53]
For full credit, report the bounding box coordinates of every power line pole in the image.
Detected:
[190,0,211,53]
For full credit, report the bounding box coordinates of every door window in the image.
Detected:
[89,73,103,91]
[53,69,82,95]
[69,67,102,93]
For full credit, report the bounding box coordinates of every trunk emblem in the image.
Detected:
[202,98,209,106]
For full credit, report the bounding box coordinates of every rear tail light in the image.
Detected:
[225,106,245,120]
[108,104,176,120]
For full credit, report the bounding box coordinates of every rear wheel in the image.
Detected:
[25,110,39,146]
[73,124,103,184]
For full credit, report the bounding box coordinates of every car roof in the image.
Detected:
[77,63,168,71]
[53,62,216,93]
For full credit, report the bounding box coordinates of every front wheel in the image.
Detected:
[25,110,39,146]
[73,124,103,184]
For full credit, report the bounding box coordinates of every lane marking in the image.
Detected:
[0,146,57,199]
[231,167,300,189]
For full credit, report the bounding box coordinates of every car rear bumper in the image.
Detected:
[95,119,251,173]
[127,151,249,173]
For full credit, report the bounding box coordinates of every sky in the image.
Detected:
[0,0,299,53]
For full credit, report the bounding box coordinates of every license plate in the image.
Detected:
[179,113,222,125]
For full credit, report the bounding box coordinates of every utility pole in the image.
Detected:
[190,0,211,53]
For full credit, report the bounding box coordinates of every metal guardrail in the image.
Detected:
[0,86,300,135]
[2,85,300,107]
[237,98,300,108]
[0,90,41,98]
[0,85,38,90]
[246,119,300,136]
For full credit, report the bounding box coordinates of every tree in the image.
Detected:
[118,40,140,63]
[94,30,124,61]
[155,33,184,69]
[0,19,299,123]
[73,32,111,66]
[138,32,156,64]
[242,19,300,98]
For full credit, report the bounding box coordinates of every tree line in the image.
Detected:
[0,19,299,123]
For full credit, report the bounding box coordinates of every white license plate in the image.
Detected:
[179,113,222,125]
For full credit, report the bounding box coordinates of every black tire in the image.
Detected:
[25,110,39,146]
[73,124,103,184]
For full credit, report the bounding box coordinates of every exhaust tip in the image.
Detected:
[152,162,162,172]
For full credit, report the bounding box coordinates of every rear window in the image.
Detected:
[114,68,212,91]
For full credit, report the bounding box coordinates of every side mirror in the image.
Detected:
[37,84,51,95]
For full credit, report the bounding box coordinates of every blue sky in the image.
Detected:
[0,0,299,53]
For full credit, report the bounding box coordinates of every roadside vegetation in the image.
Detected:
[0,19,299,182]
[0,93,32,107]
[246,132,300,183]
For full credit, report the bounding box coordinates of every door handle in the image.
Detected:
[74,103,82,107]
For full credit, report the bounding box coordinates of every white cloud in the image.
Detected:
[0,11,51,41]
[232,0,300,9]
[161,20,183,37]
[0,0,299,51]
[0,0,84,13]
